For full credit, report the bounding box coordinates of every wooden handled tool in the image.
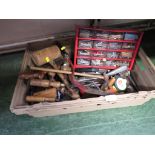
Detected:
[30,66,105,79]
[19,71,46,80]
[49,62,80,100]
[33,88,57,98]
[31,47,80,99]
[31,45,63,66]
[26,96,55,102]
[30,79,65,88]
[108,77,116,88]
[30,66,127,79]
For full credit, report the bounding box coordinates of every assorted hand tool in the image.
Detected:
[19,41,138,104]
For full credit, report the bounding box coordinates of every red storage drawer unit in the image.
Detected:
[74,27,144,71]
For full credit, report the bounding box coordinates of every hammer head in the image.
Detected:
[31,45,63,66]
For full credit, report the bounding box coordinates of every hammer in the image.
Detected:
[31,45,80,99]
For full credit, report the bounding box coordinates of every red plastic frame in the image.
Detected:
[74,26,144,71]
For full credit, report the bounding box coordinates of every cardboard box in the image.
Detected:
[10,38,155,117]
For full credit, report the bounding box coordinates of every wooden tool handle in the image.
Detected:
[108,77,116,87]
[33,88,57,98]
[26,96,55,102]
[49,62,71,86]
[49,63,80,99]
[30,66,105,79]
[19,71,45,80]
[30,79,65,88]
[50,82,65,88]
[30,79,50,87]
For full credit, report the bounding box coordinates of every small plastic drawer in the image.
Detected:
[78,40,93,48]
[120,52,133,59]
[79,29,94,38]
[91,51,107,57]
[124,33,138,40]
[122,43,135,50]
[108,42,122,50]
[93,41,108,49]
[105,60,130,67]
[106,52,119,58]
[94,31,109,39]
[109,32,124,40]
[77,58,90,66]
[78,50,91,56]
[91,59,106,66]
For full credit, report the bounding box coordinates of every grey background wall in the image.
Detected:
[0,19,90,53]
[0,19,144,54]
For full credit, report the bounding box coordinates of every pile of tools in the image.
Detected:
[19,43,137,104]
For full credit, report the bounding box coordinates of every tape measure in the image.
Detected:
[114,77,127,91]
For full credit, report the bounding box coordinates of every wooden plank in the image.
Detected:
[142,70,155,90]
[12,91,155,117]
[139,48,155,74]
[131,63,149,90]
